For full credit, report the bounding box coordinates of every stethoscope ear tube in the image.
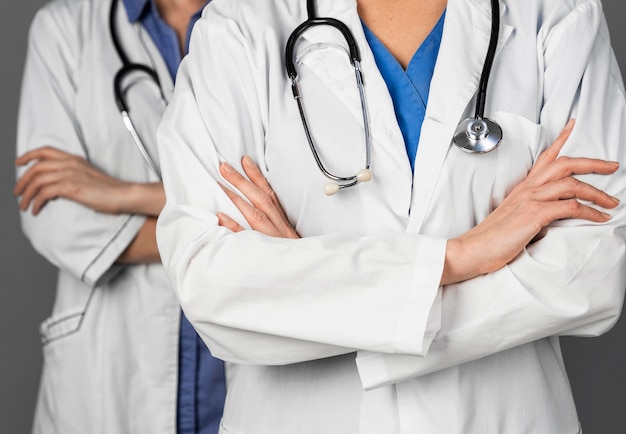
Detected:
[113,63,165,112]
[285,17,361,80]
[286,3,372,195]
[110,0,165,180]
[474,0,500,120]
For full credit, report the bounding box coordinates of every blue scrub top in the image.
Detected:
[362,12,445,172]
[121,1,226,434]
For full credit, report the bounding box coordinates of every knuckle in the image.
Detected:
[251,208,268,224]
[564,176,578,187]
[563,177,579,191]
[30,162,45,175]
[259,192,274,207]
[555,155,571,165]
[566,199,582,213]
[61,180,79,196]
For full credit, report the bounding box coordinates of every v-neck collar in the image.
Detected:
[361,12,446,171]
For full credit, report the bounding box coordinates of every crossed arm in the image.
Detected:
[14,146,165,264]
[216,120,620,286]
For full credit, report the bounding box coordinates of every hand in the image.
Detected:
[15,146,165,216]
[442,119,621,285]
[217,156,299,239]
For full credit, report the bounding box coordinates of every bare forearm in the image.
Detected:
[116,217,161,264]
[117,182,165,217]
[15,147,166,217]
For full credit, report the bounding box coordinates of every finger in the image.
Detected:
[217,212,245,233]
[546,198,612,224]
[14,159,68,196]
[241,155,286,209]
[18,171,68,211]
[528,157,619,186]
[241,156,292,222]
[15,146,76,166]
[220,162,290,233]
[532,177,620,209]
[532,119,575,170]
[218,182,282,237]
[29,182,67,216]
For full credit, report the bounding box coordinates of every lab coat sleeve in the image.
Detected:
[156,11,445,365]
[356,0,626,389]
[17,4,146,287]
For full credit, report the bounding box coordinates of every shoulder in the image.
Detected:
[196,0,302,42]
[28,0,96,48]
[503,0,604,31]
[30,0,92,30]
[27,0,108,67]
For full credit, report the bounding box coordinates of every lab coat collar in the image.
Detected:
[121,0,151,23]
[121,0,211,23]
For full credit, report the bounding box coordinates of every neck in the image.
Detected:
[357,0,447,69]
[153,0,207,54]
[154,0,206,10]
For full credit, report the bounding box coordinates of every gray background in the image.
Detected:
[1,1,625,433]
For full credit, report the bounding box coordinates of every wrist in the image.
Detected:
[441,236,487,286]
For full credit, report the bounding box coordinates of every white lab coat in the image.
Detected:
[156,0,626,433]
[18,0,181,432]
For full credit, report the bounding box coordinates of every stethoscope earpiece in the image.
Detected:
[324,169,372,196]
[356,169,372,183]
[325,183,340,196]
[453,117,502,153]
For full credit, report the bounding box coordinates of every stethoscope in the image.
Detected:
[286,0,503,195]
[109,0,164,180]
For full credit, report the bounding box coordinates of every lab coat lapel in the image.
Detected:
[407,0,514,233]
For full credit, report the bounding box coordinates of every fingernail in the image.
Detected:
[608,161,620,167]
[221,162,235,173]
[243,156,255,167]
[601,212,612,220]
[567,119,575,129]
[611,195,621,204]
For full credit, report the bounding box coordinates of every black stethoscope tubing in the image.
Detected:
[109,0,164,179]
[286,0,372,195]
[475,0,500,120]
[285,0,503,195]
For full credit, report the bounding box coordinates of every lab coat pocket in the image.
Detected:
[491,110,542,205]
[39,287,96,345]
[35,286,102,433]
[423,111,541,236]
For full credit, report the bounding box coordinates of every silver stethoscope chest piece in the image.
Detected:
[451,0,503,155]
[453,117,502,153]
